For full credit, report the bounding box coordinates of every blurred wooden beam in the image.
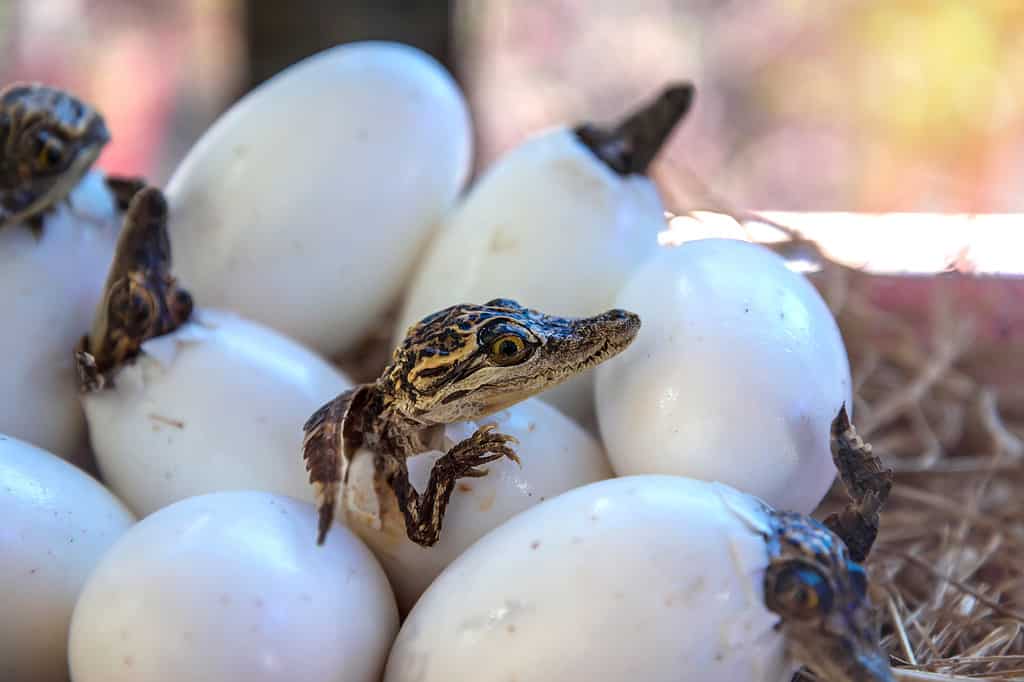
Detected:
[244,0,453,91]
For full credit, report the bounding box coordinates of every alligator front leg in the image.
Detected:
[824,404,893,563]
[378,424,520,547]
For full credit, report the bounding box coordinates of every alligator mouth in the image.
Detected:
[572,338,612,372]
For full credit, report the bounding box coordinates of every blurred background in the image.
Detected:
[3,0,1024,214]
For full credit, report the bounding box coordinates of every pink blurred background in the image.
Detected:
[4,0,1024,217]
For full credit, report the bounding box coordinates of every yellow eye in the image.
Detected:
[489,334,528,365]
[34,133,65,171]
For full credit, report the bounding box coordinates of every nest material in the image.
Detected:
[810,260,1023,680]
[752,222,1022,680]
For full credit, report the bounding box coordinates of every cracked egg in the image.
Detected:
[341,397,612,614]
[384,476,799,682]
[81,309,351,516]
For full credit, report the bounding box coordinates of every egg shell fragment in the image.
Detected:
[69,491,398,682]
[0,171,119,461]
[342,397,612,613]
[0,433,135,682]
[596,238,852,514]
[167,41,472,356]
[81,308,351,516]
[396,127,666,428]
[385,475,797,682]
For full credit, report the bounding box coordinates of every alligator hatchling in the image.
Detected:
[763,406,894,682]
[0,82,146,235]
[303,300,641,547]
[75,186,194,392]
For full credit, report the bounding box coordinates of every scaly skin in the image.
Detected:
[75,186,193,392]
[0,83,109,234]
[767,406,895,682]
[0,82,150,235]
[303,299,641,547]
[574,82,695,176]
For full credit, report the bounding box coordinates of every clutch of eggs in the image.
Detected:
[596,238,852,513]
[167,41,472,356]
[81,308,351,517]
[343,397,612,613]
[0,171,120,462]
[0,434,135,682]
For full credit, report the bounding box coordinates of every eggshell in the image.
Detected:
[69,491,398,682]
[396,127,666,428]
[0,171,119,461]
[81,308,351,516]
[596,239,851,514]
[0,433,135,682]
[167,41,472,356]
[384,475,796,682]
[342,397,611,613]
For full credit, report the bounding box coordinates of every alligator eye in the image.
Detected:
[766,563,833,620]
[489,334,530,365]
[34,131,66,171]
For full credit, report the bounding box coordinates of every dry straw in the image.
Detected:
[803,249,1023,681]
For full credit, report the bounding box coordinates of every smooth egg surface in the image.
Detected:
[0,172,119,461]
[82,309,351,516]
[167,41,472,356]
[596,238,851,514]
[385,475,796,682]
[69,491,398,682]
[0,434,135,682]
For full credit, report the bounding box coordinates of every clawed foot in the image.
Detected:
[439,423,521,477]
[74,345,107,393]
[384,424,521,547]
[824,404,893,562]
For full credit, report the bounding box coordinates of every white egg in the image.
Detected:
[81,308,351,516]
[167,41,472,356]
[342,397,611,613]
[395,127,667,428]
[69,491,398,682]
[384,475,797,682]
[0,433,135,682]
[0,171,119,461]
[596,239,851,514]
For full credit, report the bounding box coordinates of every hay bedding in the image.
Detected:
[801,251,1024,681]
